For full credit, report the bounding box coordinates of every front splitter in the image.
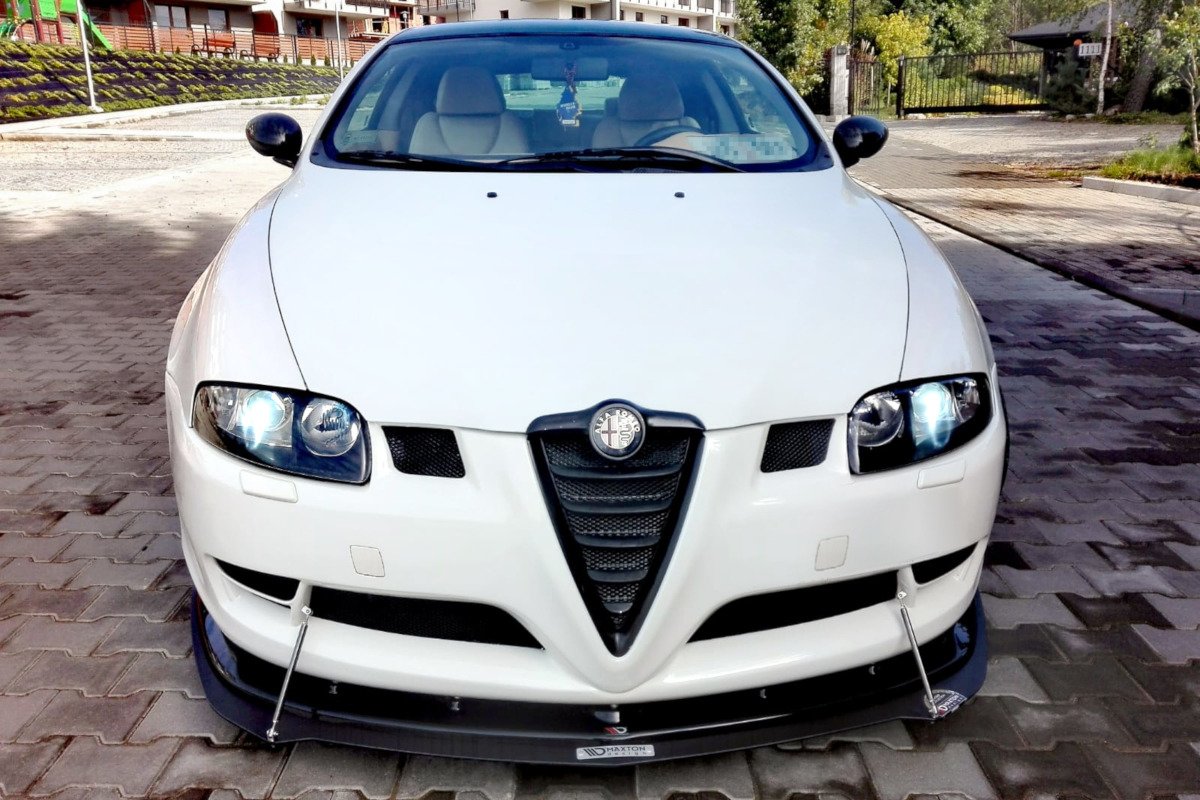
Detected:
[191,592,987,765]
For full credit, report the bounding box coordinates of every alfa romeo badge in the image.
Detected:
[590,404,646,460]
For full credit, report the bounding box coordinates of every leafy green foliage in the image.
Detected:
[1158,2,1200,153]
[1045,50,1094,114]
[862,10,932,85]
[901,0,992,54]
[0,40,339,122]
[737,0,807,76]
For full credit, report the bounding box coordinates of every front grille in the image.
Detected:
[690,571,897,642]
[761,420,834,472]
[383,427,465,478]
[531,419,701,655]
[216,560,299,602]
[309,587,541,649]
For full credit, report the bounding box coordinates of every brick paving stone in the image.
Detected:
[1012,543,1109,570]
[0,559,86,589]
[980,596,1083,629]
[904,697,1024,749]
[93,617,191,657]
[6,652,134,696]
[129,691,240,743]
[791,721,915,751]
[991,566,1098,598]
[109,653,205,698]
[514,764,637,800]
[151,739,286,799]
[0,618,121,655]
[0,532,72,561]
[1132,626,1200,665]
[0,586,102,620]
[0,740,67,795]
[57,534,157,563]
[273,742,403,799]
[1079,565,1183,597]
[395,756,517,800]
[0,689,56,741]
[749,744,874,800]
[66,559,172,591]
[47,513,129,536]
[1023,656,1151,702]
[1118,658,1200,703]
[976,657,1050,703]
[1057,593,1173,628]
[31,736,178,797]
[77,585,188,622]
[1045,626,1160,663]
[970,743,1116,800]
[859,743,997,800]
[987,627,1065,662]
[1101,697,1200,749]
[635,753,755,800]
[1145,596,1200,629]
[17,690,155,744]
[1087,743,1200,800]
[0,650,38,691]
[1000,697,1135,748]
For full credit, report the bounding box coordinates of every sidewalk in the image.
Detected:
[854,119,1200,329]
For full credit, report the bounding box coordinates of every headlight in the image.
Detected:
[192,384,370,484]
[848,375,991,474]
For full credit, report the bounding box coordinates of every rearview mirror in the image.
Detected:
[832,116,888,169]
[246,113,303,168]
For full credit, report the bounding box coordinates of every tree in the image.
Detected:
[1096,0,1113,114]
[862,10,933,85]
[1159,2,1200,154]
[901,0,994,54]
[736,0,807,77]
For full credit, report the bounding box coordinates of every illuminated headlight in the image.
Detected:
[192,384,369,483]
[848,375,991,474]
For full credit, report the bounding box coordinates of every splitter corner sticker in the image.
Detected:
[576,744,656,761]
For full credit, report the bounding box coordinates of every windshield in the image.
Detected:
[318,32,827,172]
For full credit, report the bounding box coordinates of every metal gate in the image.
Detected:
[897,50,1047,116]
[849,57,894,117]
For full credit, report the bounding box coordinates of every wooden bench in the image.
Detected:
[192,31,237,57]
[244,34,281,61]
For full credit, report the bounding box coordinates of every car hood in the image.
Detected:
[269,166,907,432]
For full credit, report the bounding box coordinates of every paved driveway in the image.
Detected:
[1,110,1199,799]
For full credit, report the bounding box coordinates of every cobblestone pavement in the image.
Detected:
[852,117,1200,328]
[2,118,1200,798]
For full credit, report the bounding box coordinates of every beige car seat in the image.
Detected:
[592,74,698,148]
[410,67,530,156]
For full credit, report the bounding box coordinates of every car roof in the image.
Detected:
[392,19,740,47]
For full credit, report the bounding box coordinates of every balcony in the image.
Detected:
[618,0,716,15]
[418,0,475,15]
[284,0,392,19]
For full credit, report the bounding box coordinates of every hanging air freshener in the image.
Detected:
[556,61,582,128]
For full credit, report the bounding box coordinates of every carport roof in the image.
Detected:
[1009,1,1131,47]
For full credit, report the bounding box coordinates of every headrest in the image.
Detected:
[436,67,505,116]
[618,74,685,122]
[604,96,619,116]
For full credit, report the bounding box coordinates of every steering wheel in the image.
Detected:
[632,124,703,148]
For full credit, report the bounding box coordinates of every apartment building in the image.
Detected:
[417,0,735,35]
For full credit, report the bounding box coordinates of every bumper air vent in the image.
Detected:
[760,420,835,472]
[912,544,977,584]
[309,587,541,648]
[383,427,465,478]
[215,560,299,602]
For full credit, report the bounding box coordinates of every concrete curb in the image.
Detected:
[0,96,324,138]
[1082,176,1200,207]
[865,187,1200,333]
[1,129,246,142]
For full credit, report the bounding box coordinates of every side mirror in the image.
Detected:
[246,113,303,168]
[832,115,888,169]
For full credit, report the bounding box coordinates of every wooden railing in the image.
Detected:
[11,20,382,65]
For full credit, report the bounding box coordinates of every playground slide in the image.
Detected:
[3,0,113,50]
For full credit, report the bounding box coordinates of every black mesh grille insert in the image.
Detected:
[216,560,299,602]
[690,571,897,641]
[383,427,465,478]
[761,420,835,473]
[309,587,540,648]
[531,422,701,655]
[912,544,977,584]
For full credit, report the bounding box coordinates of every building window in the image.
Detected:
[660,14,668,23]
[635,11,643,21]
[206,8,229,30]
[619,9,625,19]
[499,9,508,17]
[571,5,586,18]
[720,24,730,34]
[155,5,187,28]
[296,18,323,36]
[678,17,688,25]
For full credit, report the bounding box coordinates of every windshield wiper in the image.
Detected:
[335,150,482,171]
[498,147,743,173]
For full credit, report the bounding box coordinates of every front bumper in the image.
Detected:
[194,591,988,765]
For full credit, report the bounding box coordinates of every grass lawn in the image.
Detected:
[1101,146,1200,189]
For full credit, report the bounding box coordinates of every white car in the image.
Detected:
[167,20,1006,764]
